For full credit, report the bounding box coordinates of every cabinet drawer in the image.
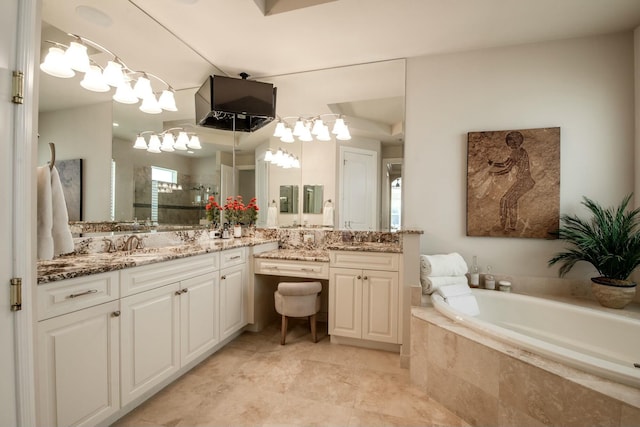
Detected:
[120,253,219,297]
[220,247,246,269]
[254,258,329,279]
[37,271,119,321]
[329,251,399,271]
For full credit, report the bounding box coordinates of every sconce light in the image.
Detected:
[40,33,177,114]
[273,114,351,143]
[133,127,201,154]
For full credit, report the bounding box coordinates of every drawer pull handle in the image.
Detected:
[268,266,280,269]
[182,288,188,294]
[301,268,317,272]
[175,291,182,296]
[357,275,362,280]
[111,311,121,317]
[363,276,369,280]
[230,255,241,260]
[68,289,98,299]
[221,275,226,280]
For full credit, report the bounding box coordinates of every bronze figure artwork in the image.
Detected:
[467,127,560,238]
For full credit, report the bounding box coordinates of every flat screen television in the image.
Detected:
[195,75,277,132]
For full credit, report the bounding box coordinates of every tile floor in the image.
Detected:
[112,320,470,427]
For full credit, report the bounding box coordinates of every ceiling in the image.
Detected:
[39,0,640,152]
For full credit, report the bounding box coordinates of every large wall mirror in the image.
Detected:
[37,18,405,232]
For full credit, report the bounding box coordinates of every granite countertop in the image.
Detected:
[254,249,330,262]
[37,237,278,284]
[325,242,402,253]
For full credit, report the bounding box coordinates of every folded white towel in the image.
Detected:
[420,253,468,277]
[50,166,74,257]
[37,166,54,260]
[266,206,278,228]
[436,283,472,298]
[322,206,334,227]
[37,165,74,260]
[443,294,480,316]
[420,275,469,295]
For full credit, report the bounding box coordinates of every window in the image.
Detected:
[390,177,401,230]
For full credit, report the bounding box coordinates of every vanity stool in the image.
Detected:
[274,281,322,345]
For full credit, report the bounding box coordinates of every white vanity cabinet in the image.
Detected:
[329,251,400,344]
[219,247,248,340]
[119,254,219,406]
[36,272,121,427]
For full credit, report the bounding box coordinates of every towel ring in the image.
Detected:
[323,199,333,207]
[48,142,56,170]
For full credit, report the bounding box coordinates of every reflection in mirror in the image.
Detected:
[279,185,299,214]
[303,185,323,214]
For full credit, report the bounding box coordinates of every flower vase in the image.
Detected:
[233,224,242,238]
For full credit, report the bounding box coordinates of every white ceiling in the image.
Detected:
[39,0,640,151]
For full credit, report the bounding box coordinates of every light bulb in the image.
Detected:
[139,94,162,114]
[316,124,331,141]
[40,47,75,78]
[133,135,147,149]
[63,41,90,72]
[174,131,189,150]
[133,75,152,99]
[292,119,305,136]
[187,135,202,149]
[161,133,175,152]
[273,121,285,138]
[280,127,295,143]
[80,65,110,92]
[264,150,273,162]
[336,124,351,141]
[311,118,324,135]
[102,60,124,87]
[299,125,313,142]
[332,117,346,134]
[147,135,161,153]
[158,89,177,111]
[113,81,138,104]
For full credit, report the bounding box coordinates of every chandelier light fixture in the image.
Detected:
[272,114,351,143]
[156,181,183,193]
[264,147,301,169]
[133,127,201,154]
[40,33,177,114]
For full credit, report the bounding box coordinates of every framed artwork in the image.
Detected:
[56,158,83,221]
[466,127,560,238]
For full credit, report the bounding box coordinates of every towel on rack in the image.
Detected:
[322,206,334,227]
[420,253,468,277]
[37,166,74,260]
[266,206,278,228]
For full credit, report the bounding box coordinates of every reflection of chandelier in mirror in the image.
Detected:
[264,147,301,169]
[273,114,351,142]
[39,33,177,114]
[156,181,183,193]
[133,128,202,154]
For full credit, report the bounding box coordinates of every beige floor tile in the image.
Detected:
[111,322,469,427]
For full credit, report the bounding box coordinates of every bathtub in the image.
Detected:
[431,289,640,388]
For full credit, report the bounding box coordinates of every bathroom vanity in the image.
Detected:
[35,228,421,427]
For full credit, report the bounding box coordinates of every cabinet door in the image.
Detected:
[329,268,363,339]
[219,264,245,340]
[362,270,399,343]
[38,301,120,427]
[180,271,219,365]
[120,283,180,406]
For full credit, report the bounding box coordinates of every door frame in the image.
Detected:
[12,0,39,425]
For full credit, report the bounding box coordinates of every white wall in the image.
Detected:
[405,32,635,280]
[38,102,112,221]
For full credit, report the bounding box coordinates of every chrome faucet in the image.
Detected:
[103,237,116,253]
[123,235,143,251]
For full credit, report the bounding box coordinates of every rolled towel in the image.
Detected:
[420,253,468,277]
[420,275,469,295]
[37,166,54,260]
[50,166,75,256]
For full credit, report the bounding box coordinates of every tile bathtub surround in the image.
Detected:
[410,307,640,427]
[111,320,469,427]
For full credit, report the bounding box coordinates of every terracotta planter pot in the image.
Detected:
[590,277,636,309]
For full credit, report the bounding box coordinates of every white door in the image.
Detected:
[339,146,378,230]
[120,283,180,406]
[180,272,219,365]
[2,0,37,425]
[219,264,245,340]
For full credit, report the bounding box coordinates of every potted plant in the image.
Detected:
[548,194,640,308]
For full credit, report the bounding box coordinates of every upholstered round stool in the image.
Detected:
[274,281,322,345]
